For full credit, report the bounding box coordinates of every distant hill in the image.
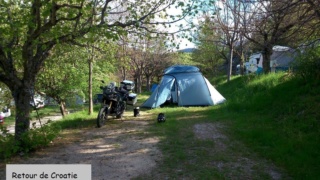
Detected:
[178,48,196,53]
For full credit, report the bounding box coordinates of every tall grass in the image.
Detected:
[215,72,320,179]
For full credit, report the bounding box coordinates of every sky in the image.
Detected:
[160,3,198,50]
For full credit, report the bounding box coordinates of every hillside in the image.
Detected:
[214,72,320,179]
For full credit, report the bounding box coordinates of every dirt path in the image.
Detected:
[193,123,285,179]
[1,119,287,179]
[5,114,63,134]
[1,119,161,180]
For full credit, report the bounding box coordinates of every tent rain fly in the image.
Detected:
[142,65,226,108]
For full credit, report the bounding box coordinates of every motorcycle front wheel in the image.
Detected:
[97,107,108,127]
[116,101,126,119]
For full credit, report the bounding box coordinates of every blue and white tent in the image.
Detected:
[142,65,226,108]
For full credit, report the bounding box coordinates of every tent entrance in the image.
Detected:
[167,79,178,104]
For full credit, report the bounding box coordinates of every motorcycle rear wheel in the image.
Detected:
[97,107,108,127]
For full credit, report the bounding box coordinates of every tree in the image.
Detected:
[192,16,226,76]
[36,44,88,117]
[194,0,249,79]
[240,0,315,73]
[306,0,320,19]
[115,36,132,81]
[128,45,144,93]
[213,0,243,81]
[0,0,202,144]
[0,83,12,109]
[86,40,117,115]
[143,36,172,91]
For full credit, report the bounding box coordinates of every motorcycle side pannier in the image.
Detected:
[127,93,137,105]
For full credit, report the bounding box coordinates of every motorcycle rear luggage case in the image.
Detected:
[121,80,135,91]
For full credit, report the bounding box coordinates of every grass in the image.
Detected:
[212,73,319,179]
[51,110,97,130]
[145,108,225,179]
[2,73,319,179]
[3,106,61,126]
[136,72,320,179]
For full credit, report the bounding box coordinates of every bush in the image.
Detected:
[18,123,61,153]
[0,126,20,160]
[0,123,61,160]
[293,46,320,80]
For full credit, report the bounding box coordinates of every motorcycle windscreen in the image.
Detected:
[141,75,175,108]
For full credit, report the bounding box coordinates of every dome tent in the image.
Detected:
[142,65,226,108]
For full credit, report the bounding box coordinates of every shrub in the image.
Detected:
[0,123,61,160]
[0,126,20,160]
[18,123,61,153]
[293,46,320,80]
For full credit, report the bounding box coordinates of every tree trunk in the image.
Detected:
[122,66,126,80]
[137,74,142,93]
[227,45,234,82]
[88,47,94,115]
[240,59,245,75]
[239,35,245,75]
[134,77,138,93]
[262,46,272,73]
[146,75,151,91]
[12,86,33,143]
[59,101,68,117]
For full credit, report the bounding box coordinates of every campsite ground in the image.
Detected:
[1,72,319,179]
[0,110,288,179]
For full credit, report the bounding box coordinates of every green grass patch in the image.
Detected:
[215,73,320,179]
[51,110,97,129]
[139,107,225,179]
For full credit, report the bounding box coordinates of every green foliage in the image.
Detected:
[36,42,116,104]
[293,46,320,80]
[19,123,61,153]
[173,52,198,66]
[36,44,88,103]
[192,17,226,76]
[0,123,61,160]
[0,83,13,108]
[0,126,19,160]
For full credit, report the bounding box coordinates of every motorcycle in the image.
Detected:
[97,80,137,128]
